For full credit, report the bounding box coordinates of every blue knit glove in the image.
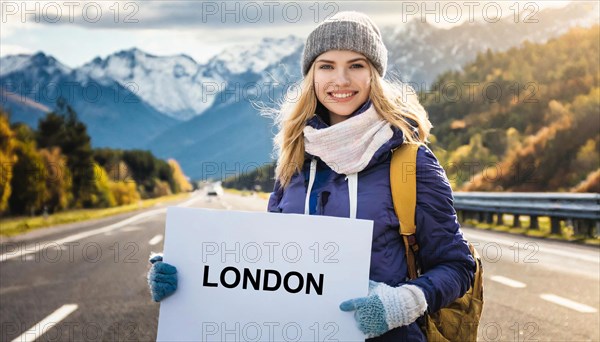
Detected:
[147,253,178,302]
[339,280,427,338]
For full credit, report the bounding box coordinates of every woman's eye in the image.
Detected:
[318,64,363,69]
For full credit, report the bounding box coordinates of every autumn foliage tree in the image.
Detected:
[38,147,72,212]
[0,111,16,213]
[168,159,192,193]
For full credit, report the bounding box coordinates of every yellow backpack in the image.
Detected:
[390,143,484,342]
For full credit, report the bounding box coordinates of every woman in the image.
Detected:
[148,11,476,341]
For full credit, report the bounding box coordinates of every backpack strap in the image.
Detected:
[390,143,421,280]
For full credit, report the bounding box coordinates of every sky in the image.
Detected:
[0,0,573,68]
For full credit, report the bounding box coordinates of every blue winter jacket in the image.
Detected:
[267,102,476,341]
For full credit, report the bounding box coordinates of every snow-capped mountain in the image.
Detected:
[78,36,304,121]
[0,53,71,78]
[383,1,600,84]
[144,40,305,180]
[0,52,177,148]
[79,48,217,121]
[206,35,304,75]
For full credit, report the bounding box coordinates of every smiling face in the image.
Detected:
[313,50,372,125]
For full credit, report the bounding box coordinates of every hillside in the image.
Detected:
[423,26,599,192]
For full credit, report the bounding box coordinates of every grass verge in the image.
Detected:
[224,188,270,200]
[0,192,191,237]
[464,214,599,246]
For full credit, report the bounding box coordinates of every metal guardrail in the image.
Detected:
[453,192,600,238]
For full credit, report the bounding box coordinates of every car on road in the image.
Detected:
[205,182,223,197]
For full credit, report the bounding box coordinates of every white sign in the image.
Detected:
[157,207,374,342]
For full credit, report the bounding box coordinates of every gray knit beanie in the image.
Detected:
[301,11,388,77]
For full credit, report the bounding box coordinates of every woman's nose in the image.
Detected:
[334,70,351,87]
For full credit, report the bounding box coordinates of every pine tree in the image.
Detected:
[8,124,47,215]
[37,98,104,208]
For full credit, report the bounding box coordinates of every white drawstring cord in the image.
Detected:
[305,161,358,218]
[347,173,358,219]
[304,159,317,215]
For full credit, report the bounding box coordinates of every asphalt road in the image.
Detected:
[0,191,598,341]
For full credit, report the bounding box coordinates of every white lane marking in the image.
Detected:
[179,194,207,208]
[540,294,598,313]
[149,234,163,246]
[463,230,600,264]
[0,208,165,263]
[11,304,78,342]
[121,226,142,232]
[489,275,527,288]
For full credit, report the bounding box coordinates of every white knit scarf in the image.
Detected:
[304,103,393,175]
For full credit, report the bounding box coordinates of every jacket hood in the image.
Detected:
[305,99,405,171]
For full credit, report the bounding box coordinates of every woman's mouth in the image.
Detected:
[327,91,358,102]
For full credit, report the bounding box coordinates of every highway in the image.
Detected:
[0,191,598,341]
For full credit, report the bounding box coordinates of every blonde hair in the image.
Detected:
[271,61,432,188]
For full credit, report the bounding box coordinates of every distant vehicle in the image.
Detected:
[205,182,223,197]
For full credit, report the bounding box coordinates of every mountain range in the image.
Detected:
[1,1,598,179]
